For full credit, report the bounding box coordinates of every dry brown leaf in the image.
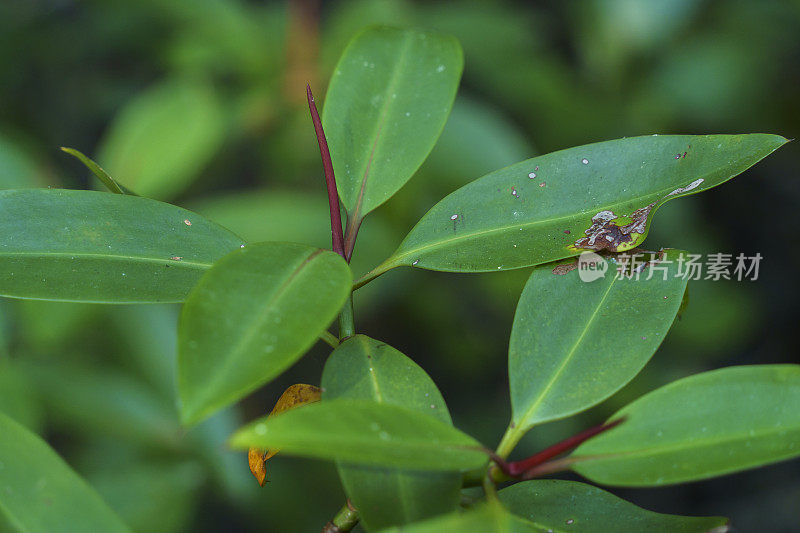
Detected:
[248,447,268,487]
[248,383,321,486]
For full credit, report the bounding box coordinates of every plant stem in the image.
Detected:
[491,418,626,482]
[504,418,624,477]
[306,83,345,260]
[338,295,355,340]
[320,330,339,348]
[482,472,498,502]
[323,500,359,533]
[307,84,355,341]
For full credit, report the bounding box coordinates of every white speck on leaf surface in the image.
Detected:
[450,214,458,220]
[528,172,536,179]
[667,178,704,197]
[581,158,589,165]
[184,219,192,226]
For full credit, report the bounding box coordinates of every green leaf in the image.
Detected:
[498,480,728,532]
[96,78,225,200]
[510,250,689,432]
[322,335,461,530]
[60,147,128,195]
[178,242,351,424]
[229,399,488,471]
[378,503,537,532]
[322,25,463,218]
[373,134,786,275]
[572,365,800,486]
[0,411,129,532]
[0,189,244,303]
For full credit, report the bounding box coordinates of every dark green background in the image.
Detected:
[1,0,798,531]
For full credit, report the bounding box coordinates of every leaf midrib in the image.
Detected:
[363,344,385,404]
[0,250,211,269]
[574,425,800,464]
[267,431,480,458]
[514,274,620,429]
[347,33,414,219]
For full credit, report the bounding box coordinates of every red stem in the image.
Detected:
[492,417,625,478]
[306,84,346,260]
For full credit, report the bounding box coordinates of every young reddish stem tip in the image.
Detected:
[306,84,346,260]
[493,417,626,479]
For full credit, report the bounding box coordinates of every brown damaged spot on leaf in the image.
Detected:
[573,178,705,252]
[248,383,321,486]
[573,205,653,252]
[552,261,578,275]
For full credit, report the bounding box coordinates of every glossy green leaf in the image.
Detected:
[0,189,243,303]
[373,134,786,275]
[510,250,689,431]
[322,25,463,218]
[96,78,225,200]
[60,147,127,195]
[572,365,800,486]
[0,411,129,532]
[230,399,488,471]
[178,242,351,424]
[322,335,461,530]
[499,480,728,532]
[378,503,537,532]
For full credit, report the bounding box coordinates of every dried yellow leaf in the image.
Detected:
[248,383,321,486]
[248,447,268,487]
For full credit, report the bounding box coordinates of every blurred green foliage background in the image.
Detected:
[1,0,799,531]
